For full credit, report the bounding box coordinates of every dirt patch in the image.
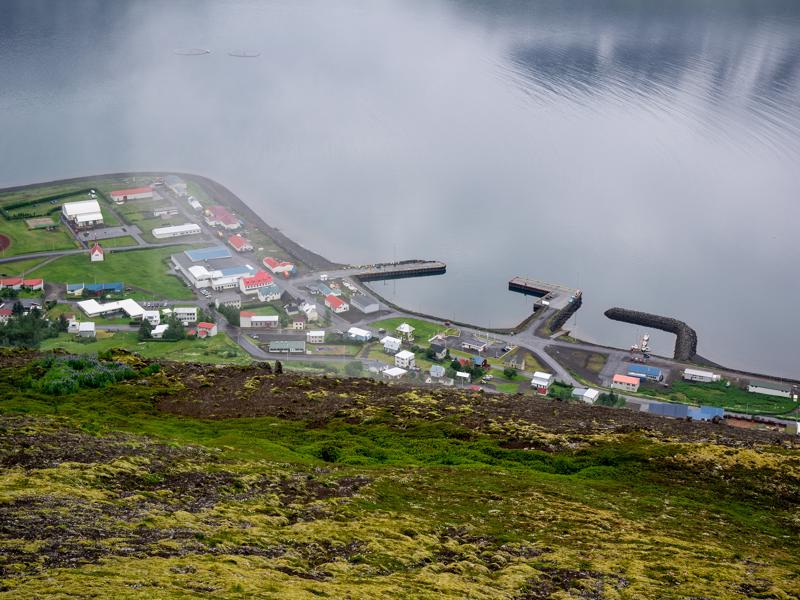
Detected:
[546,347,608,385]
[0,233,10,252]
[515,565,628,599]
[0,415,209,470]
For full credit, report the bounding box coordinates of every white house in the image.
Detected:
[240,312,279,328]
[62,199,103,228]
[77,321,96,338]
[215,293,241,309]
[683,369,721,383]
[151,324,169,339]
[347,327,372,342]
[77,298,144,319]
[531,372,554,394]
[430,364,446,379]
[142,310,161,326]
[612,374,640,393]
[300,302,318,322]
[456,371,471,385]
[152,223,202,239]
[173,306,198,325]
[110,187,153,203]
[382,367,407,380]
[571,387,600,404]
[307,330,326,344]
[188,198,203,211]
[90,243,104,262]
[381,336,401,354]
[396,322,415,342]
[395,349,416,369]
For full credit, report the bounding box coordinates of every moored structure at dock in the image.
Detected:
[354,260,446,282]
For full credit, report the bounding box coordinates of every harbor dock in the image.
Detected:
[508,276,581,310]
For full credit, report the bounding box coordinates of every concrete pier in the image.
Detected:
[508,276,581,310]
[353,260,446,282]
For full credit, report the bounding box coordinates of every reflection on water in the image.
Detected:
[0,0,799,376]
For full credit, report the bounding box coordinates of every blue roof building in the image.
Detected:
[66,282,124,295]
[185,246,232,262]
[626,364,663,382]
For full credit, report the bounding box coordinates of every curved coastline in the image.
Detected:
[4,171,799,384]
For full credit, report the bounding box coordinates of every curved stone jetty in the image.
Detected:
[604,307,698,361]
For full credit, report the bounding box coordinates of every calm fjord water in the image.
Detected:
[1,1,799,376]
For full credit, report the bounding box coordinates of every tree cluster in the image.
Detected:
[0,306,64,348]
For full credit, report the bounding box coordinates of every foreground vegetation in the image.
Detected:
[0,348,798,599]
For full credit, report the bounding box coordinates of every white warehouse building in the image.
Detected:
[62,199,103,228]
[152,223,202,239]
[683,369,721,383]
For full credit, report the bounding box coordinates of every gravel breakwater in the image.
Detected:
[604,307,698,361]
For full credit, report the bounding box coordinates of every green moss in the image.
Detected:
[0,356,798,599]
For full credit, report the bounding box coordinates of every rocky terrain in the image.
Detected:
[0,348,798,599]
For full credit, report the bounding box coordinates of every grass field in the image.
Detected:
[248,305,279,316]
[369,317,452,343]
[39,331,250,364]
[0,177,133,207]
[0,257,52,276]
[494,382,521,394]
[33,246,195,300]
[647,380,798,415]
[96,235,137,248]
[0,218,77,256]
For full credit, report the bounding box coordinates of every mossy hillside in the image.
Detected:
[0,350,798,598]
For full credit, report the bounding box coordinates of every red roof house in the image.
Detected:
[110,187,153,201]
[205,206,240,230]
[262,256,295,275]
[324,294,349,313]
[90,243,104,262]
[0,278,23,289]
[22,278,44,290]
[227,234,252,252]
[239,270,273,294]
[196,322,218,338]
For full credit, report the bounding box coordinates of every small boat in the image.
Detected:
[228,50,260,58]
[174,48,211,56]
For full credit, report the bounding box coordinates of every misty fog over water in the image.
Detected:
[1,0,799,376]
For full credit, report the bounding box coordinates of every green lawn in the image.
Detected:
[494,382,520,394]
[40,331,250,364]
[646,380,797,415]
[97,235,137,248]
[0,257,52,277]
[0,177,133,207]
[0,218,77,256]
[369,317,451,344]
[34,246,195,300]
[248,305,279,316]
